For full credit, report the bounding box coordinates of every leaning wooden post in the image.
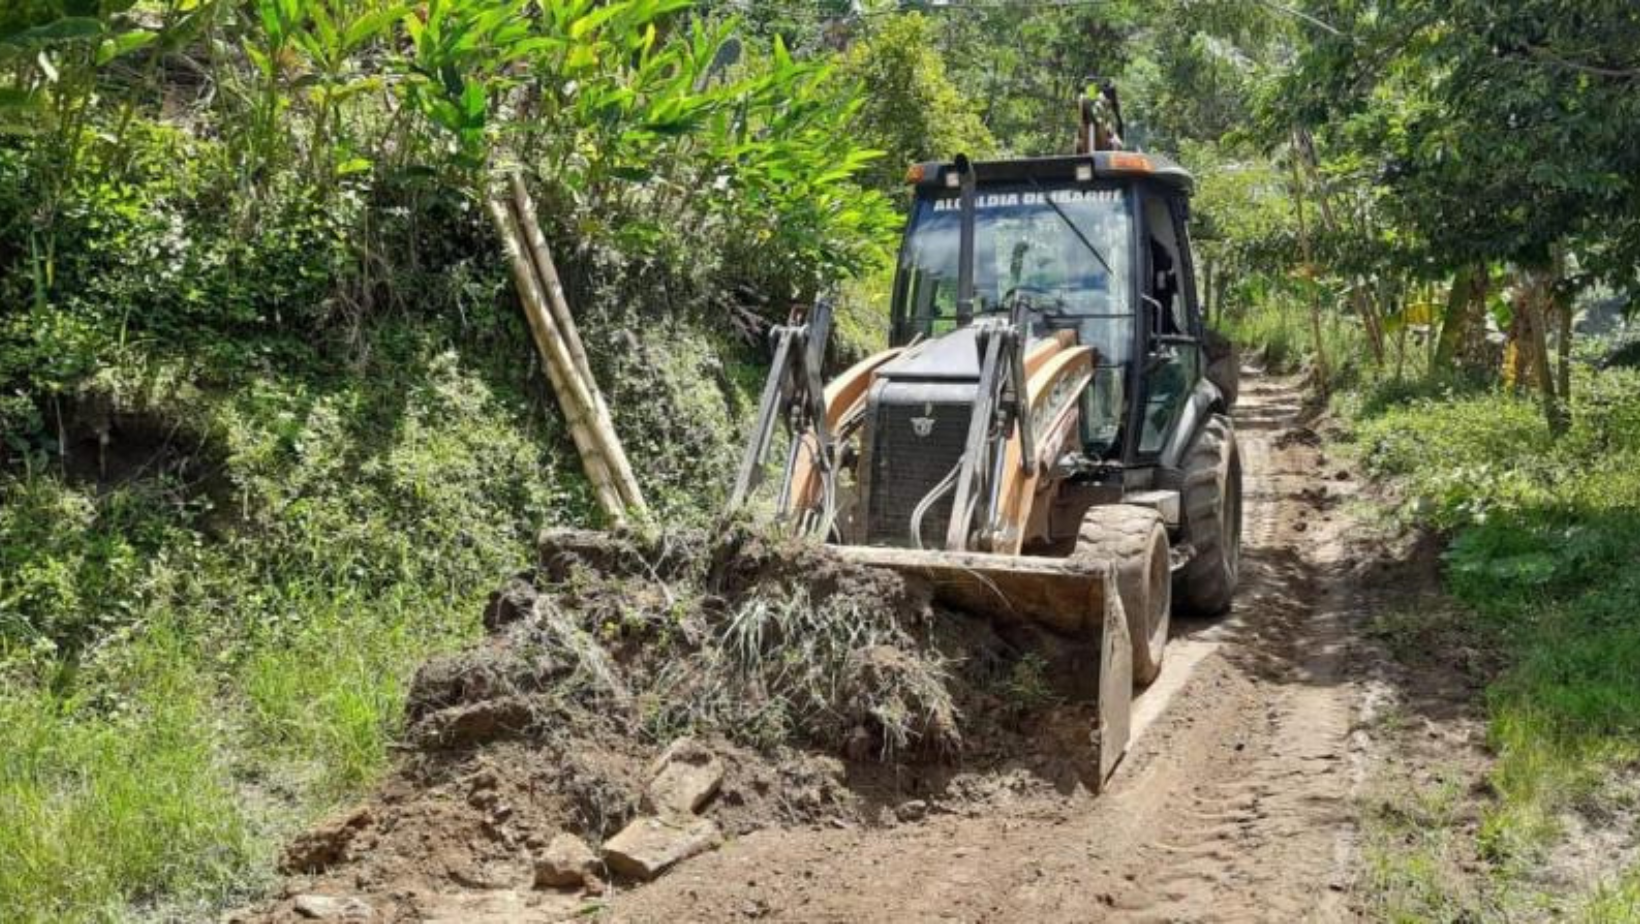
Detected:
[506,175,647,514]
[487,197,627,522]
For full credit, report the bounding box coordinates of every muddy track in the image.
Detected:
[606,374,1374,923]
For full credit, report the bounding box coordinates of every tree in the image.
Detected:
[838,12,995,194]
[929,1,1136,156]
[1272,0,1640,430]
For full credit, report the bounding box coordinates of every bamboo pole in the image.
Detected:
[506,175,647,514]
[487,197,627,522]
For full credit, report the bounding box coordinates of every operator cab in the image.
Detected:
[889,152,1201,469]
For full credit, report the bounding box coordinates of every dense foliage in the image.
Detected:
[3,0,1639,920]
[0,2,903,918]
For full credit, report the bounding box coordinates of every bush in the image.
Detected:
[1343,364,1640,868]
[1218,294,1371,387]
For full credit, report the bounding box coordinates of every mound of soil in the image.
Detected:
[243,528,1109,923]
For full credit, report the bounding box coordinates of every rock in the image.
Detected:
[448,861,518,890]
[643,737,724,816]
[895,799,928,822]
[534,833,599,889]
[421,888,584,924]
[292,894,374,920]
[602,816,723,881]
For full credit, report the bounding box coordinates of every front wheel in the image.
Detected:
[1171,414,1243,616]
[1072,504,1171,686]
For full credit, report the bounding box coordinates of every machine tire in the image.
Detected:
[1073,504,1170,687]
[1172,414,1242,616]
[1204,328,1240,408]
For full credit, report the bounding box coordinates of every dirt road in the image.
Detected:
[606,374,1377,923]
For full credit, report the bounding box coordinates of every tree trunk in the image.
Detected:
[1288,133,1329,396]
[1506,298,1530,394]
[1203,256,1215,327]
[1434,265,1475,369]
[1353,282,1386,365]
[1434,264,1492,375]
[1551,247,1572,430]
[1512,268,1568,435]
[1528,295,1564,436]
[1556,294,1573,413]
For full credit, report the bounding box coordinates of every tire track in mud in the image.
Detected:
[611,374,1376,924]
[1102,376,1363,923]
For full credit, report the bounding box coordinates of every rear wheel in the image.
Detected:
[1172,414,1243,616]
[1073,504,1170,686]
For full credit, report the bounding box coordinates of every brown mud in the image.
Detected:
[244,374,1485,923]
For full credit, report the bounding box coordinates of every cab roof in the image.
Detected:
[907,151,1194,195]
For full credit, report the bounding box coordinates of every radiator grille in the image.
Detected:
[865,399,972,547]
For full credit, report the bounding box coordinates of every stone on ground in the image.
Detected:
[602,816,723,881]
[643,737,724,816]
[533,832,600,889]
[292,893,374,920]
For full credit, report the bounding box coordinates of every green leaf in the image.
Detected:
[460,80,486,120]
[0,87,37,109]
[243,40,273,78]
[1,17,103,48]
[566,44,597,70]
[96,29,156,65]
[343,6,406,51]
[568,4,622,41]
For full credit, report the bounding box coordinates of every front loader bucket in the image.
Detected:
[832,546,1133,783]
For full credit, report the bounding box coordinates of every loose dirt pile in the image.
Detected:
[243,528,1111,922]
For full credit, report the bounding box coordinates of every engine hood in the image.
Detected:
[874,326,982,382]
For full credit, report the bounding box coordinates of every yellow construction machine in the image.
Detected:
[727,85,1243,780]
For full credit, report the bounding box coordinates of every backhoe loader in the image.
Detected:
[727,85,1243,781]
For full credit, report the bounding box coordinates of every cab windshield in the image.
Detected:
[892,184,1135,365]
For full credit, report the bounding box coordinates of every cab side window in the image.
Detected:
[1138,192,1196,455]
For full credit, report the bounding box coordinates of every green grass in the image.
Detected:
[1361,774,1492,923]
[1216,296,1371,386]
[0,630,248,923]
[1340,363,1640,918]
[0,328,613,918]
[1582,870,1640,923]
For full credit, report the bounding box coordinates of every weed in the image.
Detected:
[1002,652,1057,712]
[703,586,958,758]
[1218,297,1371,386]
[0,629,249,921]
[1345,362,1640,914]
[1581,869,1640,924]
